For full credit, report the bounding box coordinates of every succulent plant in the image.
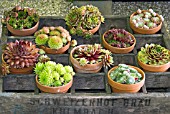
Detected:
[3,6,39,29]
[65,5,104,38]
[48,36,63,49]
[110,64,142,84]
[35,26,71,50]
[34,61,75,87]
[1,63,10,76]
[3,40,40,69]
[73,44,114,67]
[138,44,170,65]
[131,9,164,29]
[104,28,135,48]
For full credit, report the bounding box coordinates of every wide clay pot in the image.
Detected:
[39,41,70,54]
[2,54,34,74]
[36,75,73,93]
[137,56,170,72]
[70,45,103,73]
[130,10,162,34]
[108,65,145,93]
[7,21,39,36]
[102,31,136,53]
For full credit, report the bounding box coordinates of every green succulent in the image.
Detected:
[49,30,61,36]
[110,64,142,84]
[48,36,63,50]
[65,5,104,38]
[34,61,75,87]
[138,44,170,65]
[4,6,39,29]
[35,34,49,45]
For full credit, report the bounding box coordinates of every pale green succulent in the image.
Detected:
[35,34,48,45]
[48,36,63,49]
[34,61,75,87]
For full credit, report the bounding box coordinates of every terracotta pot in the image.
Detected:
[108,65,145,93]
[102,31,136,53]
[7,21,39,36]
[130,10,162,34]
[36,75,73,93]
[137,55,170,72]
[82,22,101,34]
[39,41,70,54]
[70,45,103,73]
[2,54,34,74]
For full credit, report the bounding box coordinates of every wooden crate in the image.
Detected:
[0,16,170,114]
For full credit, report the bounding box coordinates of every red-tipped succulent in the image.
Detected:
[3,40,40,69]
[104,28,134,48]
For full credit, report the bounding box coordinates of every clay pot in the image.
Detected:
[102,31,136,53]
[7,21,39,36]
[2,54,34,74]
[130,10,162,34]
[108,65,145,93]
[39,41,70,54]
[137,56,170,72]
[70,45,103,73]
[36,75,73,93]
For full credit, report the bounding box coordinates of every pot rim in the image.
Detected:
[35,75,73,89]
[130,10,162,31]
[7,21,39,31]
[39,41,71,51]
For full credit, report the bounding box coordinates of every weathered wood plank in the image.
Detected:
[0,92,169,114]
[72,73,105,90]
[2,74,35,91]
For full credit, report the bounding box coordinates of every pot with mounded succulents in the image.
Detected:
[70,44,114,73]
[108,64,145,93]
[137,44,170,72]
[3,6,39,36]
[34,26,71,54]
[65,5,104,39]
[34,61,75,93]
[2,40,40,74]
[130,9,164,34]
[102,28,136,53]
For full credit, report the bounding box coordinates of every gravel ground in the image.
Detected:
[0,1,169,33]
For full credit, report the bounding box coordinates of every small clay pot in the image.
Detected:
[7,21,39,36]
[102,31,136,53]
[70,45,103,73]
[137,56,170,72]
[2,54,34,74]
[39,42,70,54]
[108,65,145,93]
[36,75,73,93]
[130,10,162,34]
